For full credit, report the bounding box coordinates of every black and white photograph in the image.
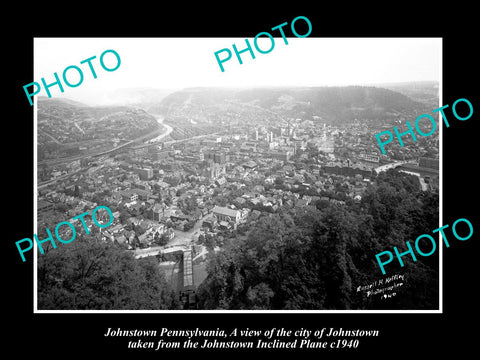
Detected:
[6,7,478,357]
[33,37,441,311]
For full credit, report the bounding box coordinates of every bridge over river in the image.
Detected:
[374,160,415,174]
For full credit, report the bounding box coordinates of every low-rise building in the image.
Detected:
[212,206,241,224]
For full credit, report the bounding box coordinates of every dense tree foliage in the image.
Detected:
[37,235,179,310]
[197,170,439,310]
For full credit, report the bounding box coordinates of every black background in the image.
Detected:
[5,4,478,358]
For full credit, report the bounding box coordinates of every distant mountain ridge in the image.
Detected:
[38,83,438,127]
[37,96,89,108]
[148,85,434,125]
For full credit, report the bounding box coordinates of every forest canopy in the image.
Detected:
[37,234,179,310]
[197,170,439,310]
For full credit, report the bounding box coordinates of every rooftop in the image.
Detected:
[212,206,239,217]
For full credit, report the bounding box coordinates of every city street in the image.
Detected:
[169,212,212,246]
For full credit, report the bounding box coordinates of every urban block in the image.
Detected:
[375,98,474,155]
[23,49,121,106]
[375,217,474,275]
[15,205,114,262]
[214,16,312,72]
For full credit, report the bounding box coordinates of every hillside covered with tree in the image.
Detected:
[197,170,439,310]
[37,233,179,310]
[149,85,431,126]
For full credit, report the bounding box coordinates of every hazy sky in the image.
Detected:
[34,37,441,105]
